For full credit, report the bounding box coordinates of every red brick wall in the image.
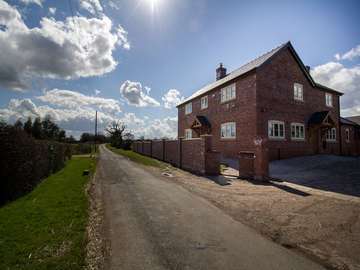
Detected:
[256,47,341,160]
[132,136,220,175]
[152,140,164,160]
[178,71,257,158]
[164,140,179,166]
[143,141,152,156]
[341,125,360,156]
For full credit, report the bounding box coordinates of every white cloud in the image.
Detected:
[311,62,360,117]
[0,0,129,91]
[0,98,118,135]
[49,7,56,15]
[37,89,122,114]
[120,80,160,107]
[334,44,360,61]
[162,89,184,109]
[79,0,103,15]
[20,0,43,6]
[122,114,178,139]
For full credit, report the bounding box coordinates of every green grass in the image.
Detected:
[0,157,96,270]
[106,144,166,168]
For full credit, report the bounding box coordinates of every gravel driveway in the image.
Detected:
[270,155,360,197]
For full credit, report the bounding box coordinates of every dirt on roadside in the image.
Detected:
[148,166,360,270]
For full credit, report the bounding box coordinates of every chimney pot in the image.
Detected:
[305,65,311,72]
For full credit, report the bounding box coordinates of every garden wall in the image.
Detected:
[0,128,72,205]
[132,135,219,175]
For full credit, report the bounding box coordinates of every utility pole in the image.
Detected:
[94,110,98,153]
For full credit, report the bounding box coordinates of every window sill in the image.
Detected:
[220,98,236,104]
[291,138,305,141]
[294,98,304,102]
[269,137,286,141]
[220,137,236,140]
[201,107,208,110]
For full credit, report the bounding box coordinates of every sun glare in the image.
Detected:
[145,0,160,14]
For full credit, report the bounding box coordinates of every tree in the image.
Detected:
[122,132,134,150]
[14,120,23,130]
[58,130,66,142]
[32,117,42,139]
[41,115,60,140]
[24,117,32,135]
[80,133,94,143]
[105,121,126,148]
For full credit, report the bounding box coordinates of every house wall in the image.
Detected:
[341,124,360,156]
[256,47,341,160]
[178,71,257,158]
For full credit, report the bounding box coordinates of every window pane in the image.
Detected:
[274,124,279,137]
[279,124,284,137]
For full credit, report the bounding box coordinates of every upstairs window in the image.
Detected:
[268,120,285,139]
[185,102,192,115]
[221,83,236,103]
[345,128,350,142]
[294,83,303,101]
[185,129,192,139]
[326,128,336,141]
[221,122,236,138]
[201,95,208,109]
[291,123,305,140]
[325,93,333,107]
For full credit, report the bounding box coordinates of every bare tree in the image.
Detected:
[106,121,127,148]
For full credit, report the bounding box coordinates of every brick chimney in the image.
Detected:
[216,63,227,80]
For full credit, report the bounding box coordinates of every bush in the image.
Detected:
[71,143,93,155]
[0,126,72,205]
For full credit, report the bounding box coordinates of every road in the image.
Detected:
[97,145,326,270]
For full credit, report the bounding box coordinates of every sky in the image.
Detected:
[0,0,359,139]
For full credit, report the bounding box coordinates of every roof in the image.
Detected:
[346,116,360,125]
[341,116,360,126]
[308,111,330,125]
[177,41,343,107]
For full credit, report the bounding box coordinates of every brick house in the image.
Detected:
[177,41,353,161]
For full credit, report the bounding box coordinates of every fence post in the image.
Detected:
[178,137,183,169]
[142,140,144,154]
[150,140,153,157]
[162,139,165,161]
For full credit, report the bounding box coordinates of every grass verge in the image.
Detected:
[0,157,95,270]
[106,144,166,168]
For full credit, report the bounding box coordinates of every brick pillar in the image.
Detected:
[254,137,269,181]
[162,139,165,161]
[201,134,212,152]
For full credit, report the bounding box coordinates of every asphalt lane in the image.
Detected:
[98,145,325,270]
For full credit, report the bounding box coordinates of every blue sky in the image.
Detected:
[0,0,360,138]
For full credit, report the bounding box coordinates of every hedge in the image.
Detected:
[0,127,72,206]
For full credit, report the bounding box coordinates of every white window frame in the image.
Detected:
[345,128,350,142]
[326,127,336,142]
[291,122,305,140]
[184,129,192,139]
[220,122,236,139]
[185,102,192,115]
[268,120,285,140]
[294,83,303,101]
[325,93,333,107]
[221,83,236,103]
[201,95,208,109]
